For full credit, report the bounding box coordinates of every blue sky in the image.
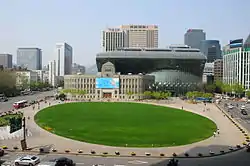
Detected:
[0,0,249,67]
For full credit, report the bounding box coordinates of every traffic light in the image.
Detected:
[9,117,22,133]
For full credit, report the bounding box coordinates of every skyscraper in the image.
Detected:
[102,28,127,52]
[121,24,158,48]
[17,48,42,70]
[200,40,221,62]
[0,54,12,68]
[102,24,158,51]
[48,60,57,87]
[55,43,73,76]
[184,29,206,49]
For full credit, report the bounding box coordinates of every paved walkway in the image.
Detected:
[1,99,247,157]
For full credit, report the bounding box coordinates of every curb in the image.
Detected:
[3,146,246,159]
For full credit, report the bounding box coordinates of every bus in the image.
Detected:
[13,100,28,109]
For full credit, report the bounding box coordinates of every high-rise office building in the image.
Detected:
[55,43,73,76]
[200,40,221,62]
[102,28,127,52]
[17,48,42,70]
[223,35,250,89]
[121,24,158,48]
[102,24,158,51]
[0,54,12,68]
[184,29,206,49]
[214,59,223,82]
[48,60,57,87]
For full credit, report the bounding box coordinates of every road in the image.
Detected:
[219,100,250,132]
[1,150,250,166]
[0,91,55,113]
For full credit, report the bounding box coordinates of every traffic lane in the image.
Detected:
[0,91,54,113]
[219,102,250,132]
[1,153,164,166]
[2,150,250,166]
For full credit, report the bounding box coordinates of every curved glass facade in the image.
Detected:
[96,50,206,94]
[149,69,201,83]
[200,40,221,62]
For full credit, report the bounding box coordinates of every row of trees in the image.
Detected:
[143,91,172,99]
[60,89,172,100]
[186,91,213,99]
[30,81,51,91]
[202,81,245,97]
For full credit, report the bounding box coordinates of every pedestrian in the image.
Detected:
[181,106,183,110]
[213,132,216,137]
[217,129,220,135]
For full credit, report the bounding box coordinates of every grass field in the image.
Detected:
[35,102,217,147]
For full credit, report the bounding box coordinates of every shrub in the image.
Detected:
[77,150,83,153]
[160,153,165,156]
[131,152,136,156]
[220,150,225,153]
[198,153,203,157]
[172,153,177,157]
[184,152,189,157]
[2,146,8,149]
[91,150,96,154]
[65,149,70,153]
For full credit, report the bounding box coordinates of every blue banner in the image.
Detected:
[96,78,119,89]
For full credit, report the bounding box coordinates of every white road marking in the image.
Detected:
[128,160,148,164]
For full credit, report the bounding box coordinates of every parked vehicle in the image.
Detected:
[14,155,40,166]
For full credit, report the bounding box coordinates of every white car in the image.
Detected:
[14,155,40,166]
[228,105,234,109]
[241,105,246,110]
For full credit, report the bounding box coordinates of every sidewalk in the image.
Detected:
[1,99,246,157]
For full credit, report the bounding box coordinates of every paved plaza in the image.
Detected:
[0,98,247,157]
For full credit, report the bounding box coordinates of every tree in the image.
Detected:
[222,84,232,95]
[246,91,250,99]
[0,71,18,97]
[151,91,161,100]
[203,84,216,93]
[126,91,133,99]
[232,83,244,97]
[143,91,152,98]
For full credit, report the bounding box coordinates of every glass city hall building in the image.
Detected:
[223,35,250,89]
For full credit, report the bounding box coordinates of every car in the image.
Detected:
[49,157,75,166]
[241,110,248,115]
[14,155,40,166]
[228,105,234,109]
[241,105,246,110]
[0,148,4,156]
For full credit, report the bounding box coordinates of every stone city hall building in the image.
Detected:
[64,62,155,99]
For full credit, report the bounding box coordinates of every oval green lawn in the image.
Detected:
[35,102,217,147]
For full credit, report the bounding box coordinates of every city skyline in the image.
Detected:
[0,0,249,67]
